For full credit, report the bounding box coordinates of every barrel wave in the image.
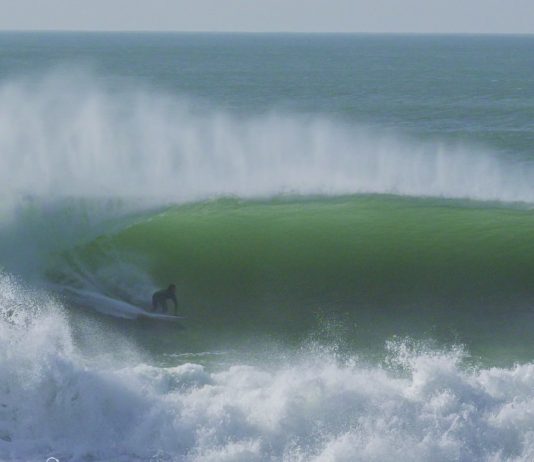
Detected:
[44,195,534,360]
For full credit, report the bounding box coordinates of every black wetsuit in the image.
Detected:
[152,288,177,314]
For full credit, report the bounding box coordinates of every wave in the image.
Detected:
[1,274,534,462]
[2,70,534,355]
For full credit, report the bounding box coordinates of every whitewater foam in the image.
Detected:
[1,274,534,462]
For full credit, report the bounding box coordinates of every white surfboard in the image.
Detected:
[137,311,187,322]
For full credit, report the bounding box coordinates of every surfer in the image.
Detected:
[151,284,178,315]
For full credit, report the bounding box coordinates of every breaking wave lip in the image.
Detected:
[2,273,534,462]
[1,69,533,209]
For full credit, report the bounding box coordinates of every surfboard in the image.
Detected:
[136,311,187,322]
[55,285,187,323]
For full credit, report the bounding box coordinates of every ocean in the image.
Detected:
[1,32,534,461]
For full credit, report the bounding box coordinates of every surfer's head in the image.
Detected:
[168,284,176,293]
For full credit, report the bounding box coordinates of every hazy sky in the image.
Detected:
[0,0,533,34]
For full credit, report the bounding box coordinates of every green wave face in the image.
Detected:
[63,195,534,358]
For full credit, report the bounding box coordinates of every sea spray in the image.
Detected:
[1,71,533,204]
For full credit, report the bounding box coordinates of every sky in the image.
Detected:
[0,0,532,34]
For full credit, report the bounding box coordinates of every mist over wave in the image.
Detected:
[1,70,533,207]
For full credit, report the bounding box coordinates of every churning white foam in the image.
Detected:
[1,70,534,206]
[1,273,534,462]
